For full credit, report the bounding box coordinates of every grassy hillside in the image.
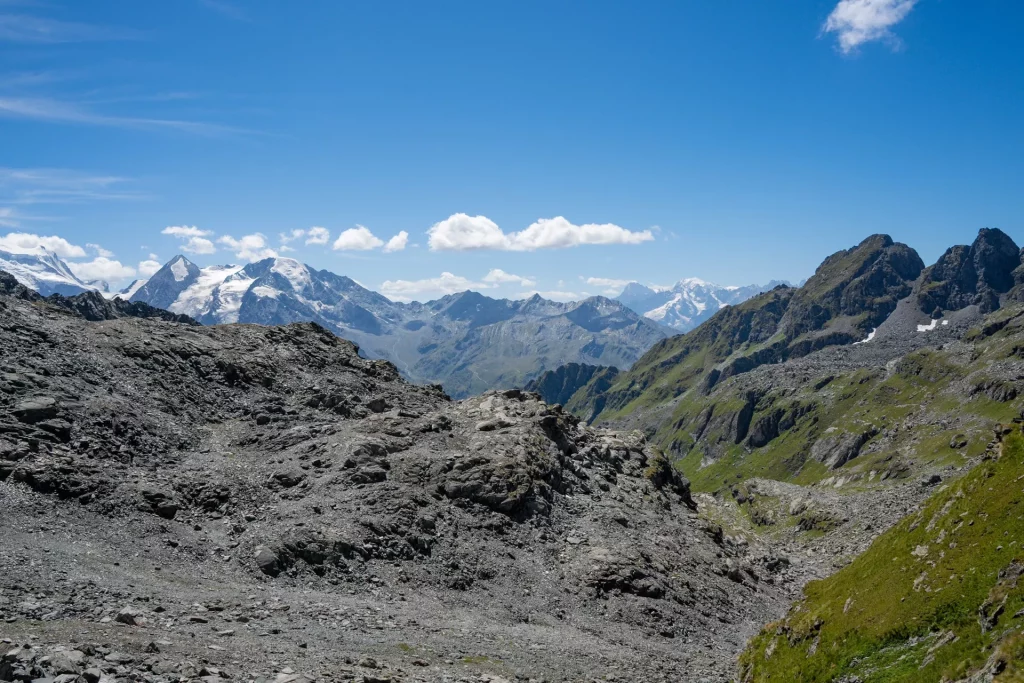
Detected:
[738,428,1024,682]
[691,306,1024,492]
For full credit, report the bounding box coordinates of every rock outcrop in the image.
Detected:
[917,227,1021,315]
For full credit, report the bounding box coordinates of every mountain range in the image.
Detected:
[615,278,790,332]
[0,247,101,297]
[0,248,784,397]
[124,254,670,398]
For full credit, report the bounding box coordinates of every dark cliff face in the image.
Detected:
[524,363,619,407]
[918,228,1021,315]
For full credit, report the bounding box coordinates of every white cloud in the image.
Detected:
[163,225,217,255]
[279,228,305,244]
[333,225,384,251]
[218,233,277,261]
[823,0,918,53]
[483,268,536,287]
[518,290,583,302]
[427,213,654,251]
[279,244,296,253]
[305,226,330,245]
[0,231,87,257]
[86,242,114,258]
[585,276,633,288]
[427,214,508,251]
[383,231,409,253]
[584,276,634,296]
[182,236,216,254]
[513,217,655,250]
[137,259,162,277]
[67,256,136,282]
[162,225,210,238]
[280,226,330,247]
[380,272,493,302]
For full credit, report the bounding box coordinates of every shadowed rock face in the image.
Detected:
[0,283,790,681]
[918,228,1021,315]
[524,362,619,407]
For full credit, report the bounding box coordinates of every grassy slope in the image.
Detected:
[738,430,1024,682]
[673,345,1014,494]
[609,304,1024,498]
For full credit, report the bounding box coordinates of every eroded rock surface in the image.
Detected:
[0,286,787,682]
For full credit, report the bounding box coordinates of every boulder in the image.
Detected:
[255,546,281,577]
[12,397,58,424]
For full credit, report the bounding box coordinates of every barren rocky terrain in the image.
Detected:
[0,277,797,683]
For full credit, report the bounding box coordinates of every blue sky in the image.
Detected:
[1,0,1022,300]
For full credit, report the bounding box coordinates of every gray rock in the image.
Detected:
[12,397,58,424]
[254,546,281,577]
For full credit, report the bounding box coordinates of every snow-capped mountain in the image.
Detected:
[616,278,789,332]
[0,247,97,297]
[109,279,149,301]
[128,255,667,397]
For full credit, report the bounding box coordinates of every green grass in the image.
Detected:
[739,431,1024,682]
[662,332,1024,494]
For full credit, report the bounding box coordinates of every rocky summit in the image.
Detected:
[0,282,794,682]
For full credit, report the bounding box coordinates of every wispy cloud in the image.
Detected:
[380,271,494,302]
[0,96,254,137]
[0,167,147,205]
[0,13,142,43]
[823,0,918,54]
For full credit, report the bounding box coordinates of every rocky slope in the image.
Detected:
[616,279,788,332]
[0,282,791,682]
[125,256,667,398]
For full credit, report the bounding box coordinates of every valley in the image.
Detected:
[3,228,1024,682]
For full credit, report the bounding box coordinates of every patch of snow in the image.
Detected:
[169,265,245,319]
[0,247,96,295]
[270,258,311,293]
[941,320,949,326]
[917,319,940,332]
[853,328,877,345]
[250,285,281,299]
[170,257,189,282]
[112,279,148,301]
[210,271,257,323]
